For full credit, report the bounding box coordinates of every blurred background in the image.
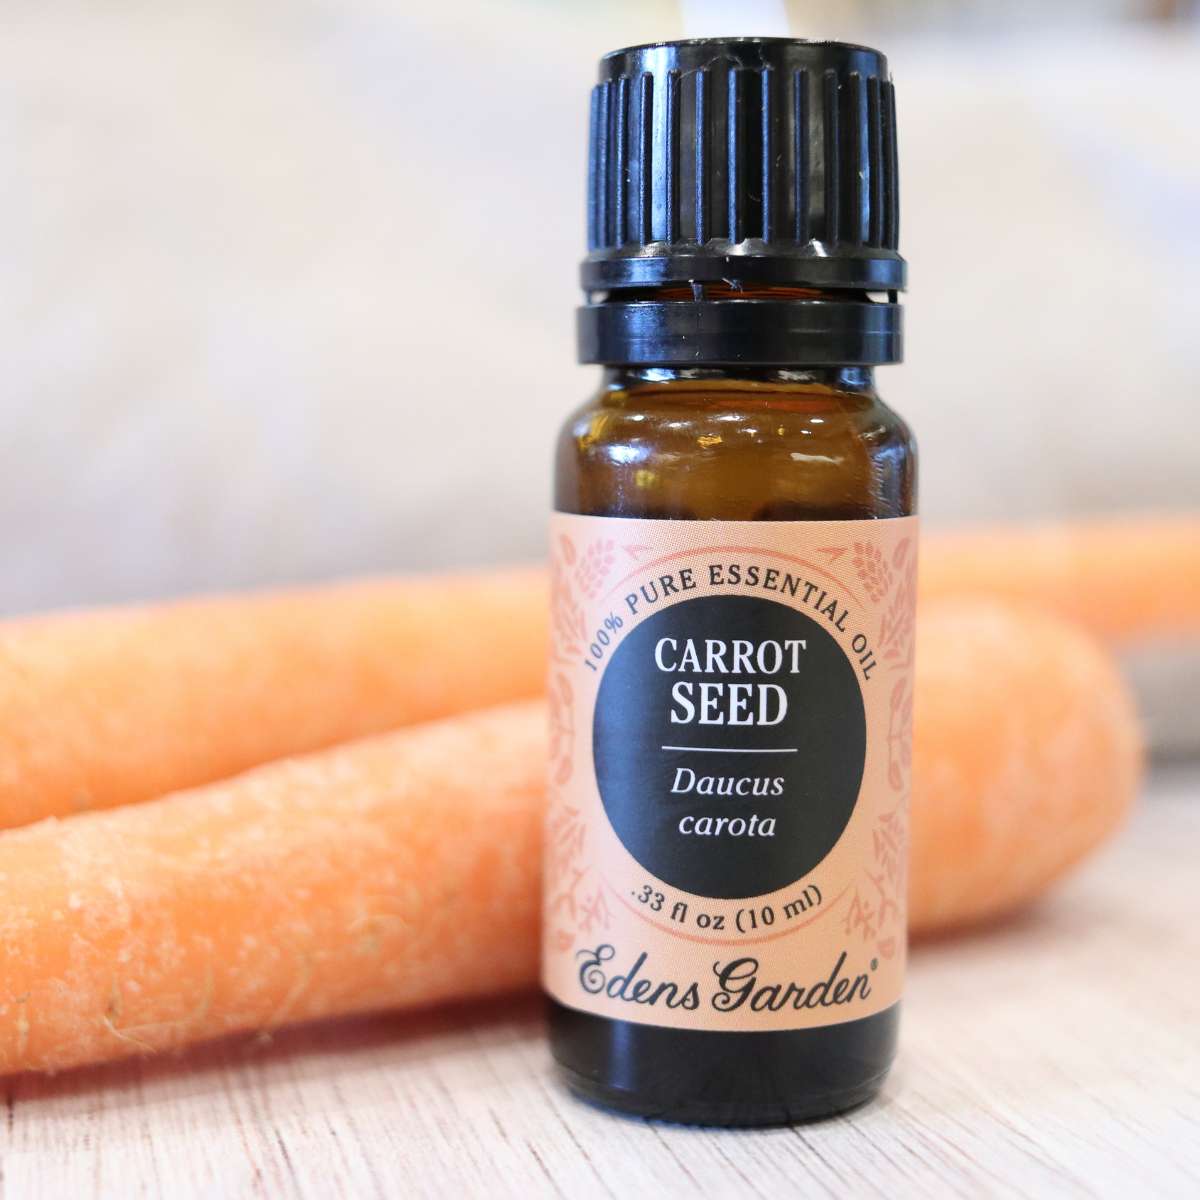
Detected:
[2,0,1197,615]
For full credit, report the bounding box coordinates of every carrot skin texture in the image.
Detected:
[0,569,546,829]
[909,600,1142,935]
[0,603,1140,1076]
[0,704,545,1075]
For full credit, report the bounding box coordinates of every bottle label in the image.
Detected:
[543,514,917,1032]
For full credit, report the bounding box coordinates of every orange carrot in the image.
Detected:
[0,515,1184,835]
[920,514,1200,646]
[0,703,545,1075]
[0,601,1140,1075]
[910,599,1142,935]
[0,569,546,830]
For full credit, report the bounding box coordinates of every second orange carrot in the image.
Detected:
[0,568,546,830]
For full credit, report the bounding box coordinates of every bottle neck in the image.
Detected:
[601,365,876,394]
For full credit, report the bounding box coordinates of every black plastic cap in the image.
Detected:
[578,38,906,366]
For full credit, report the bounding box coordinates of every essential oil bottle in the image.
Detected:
[543,38,916,1126]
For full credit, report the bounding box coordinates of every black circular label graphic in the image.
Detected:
[593,593,866,900]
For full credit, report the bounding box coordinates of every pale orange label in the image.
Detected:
[542,515,917,1032]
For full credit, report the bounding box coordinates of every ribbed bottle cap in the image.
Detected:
[577,38,905,367]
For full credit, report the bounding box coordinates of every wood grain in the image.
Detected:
[2,771,1197,1200]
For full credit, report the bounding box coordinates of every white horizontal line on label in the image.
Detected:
[660,746,798,754]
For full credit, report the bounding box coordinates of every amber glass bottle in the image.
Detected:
[544,40,916,1125]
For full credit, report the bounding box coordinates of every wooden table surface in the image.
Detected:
[2,770,1197,1200]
